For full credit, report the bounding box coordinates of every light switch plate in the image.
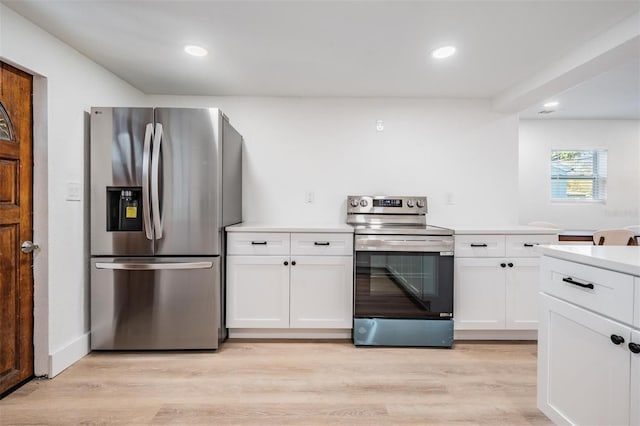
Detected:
[66,182,82,201]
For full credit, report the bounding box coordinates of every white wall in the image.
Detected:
[0,5,521,378]
[0,5,145,377]
[150,96,520,226]
[519,119,640,229]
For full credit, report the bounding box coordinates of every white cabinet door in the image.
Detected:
[538,294,631,426]
[505,258,540,330]
[454,258,506,330]
[289,256,353,328]
[631,330,640,426]
[226,256,290,328]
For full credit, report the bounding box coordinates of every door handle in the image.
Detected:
[142,123,153,240]
[95,261,212,270]
[562,276,594,290]
[610,334,625,345]
[21,241,39,253]
[151,122,163,239]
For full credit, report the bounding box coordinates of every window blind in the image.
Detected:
[550,149,607,201]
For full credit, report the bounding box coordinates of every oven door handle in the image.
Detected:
[355,237,453,252]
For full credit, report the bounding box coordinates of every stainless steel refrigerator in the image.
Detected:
[89,107,242,350]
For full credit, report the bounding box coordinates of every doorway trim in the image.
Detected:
[32,73,49,377]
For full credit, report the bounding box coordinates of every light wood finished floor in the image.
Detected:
[0,341,551,425]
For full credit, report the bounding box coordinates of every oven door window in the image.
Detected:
[355,251,453,319]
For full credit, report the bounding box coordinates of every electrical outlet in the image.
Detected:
[446,192,455,205]
[66,182,82,201]
[305,191,314,203]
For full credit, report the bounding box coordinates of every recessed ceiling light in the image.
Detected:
[184,45,207,57]
[543,101,559,108]
[431,45,456,59]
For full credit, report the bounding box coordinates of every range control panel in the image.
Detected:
[347,195,428,215]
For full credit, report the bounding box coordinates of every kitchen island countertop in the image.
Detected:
[537,244,640,276]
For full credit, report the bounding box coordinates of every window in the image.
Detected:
[550,149,607,202]
[0,101,15,141]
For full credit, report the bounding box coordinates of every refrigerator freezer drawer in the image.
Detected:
[90,257,220,350]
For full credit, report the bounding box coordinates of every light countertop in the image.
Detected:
[227,223,560,235]
[537,245,640,276]
[226,223,354,233]
[447,225,560,235]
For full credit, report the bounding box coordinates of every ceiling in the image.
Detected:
[519,58,640,119]
[3,0,640,118]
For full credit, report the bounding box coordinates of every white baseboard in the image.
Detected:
[454,329,538,341]
[228,328,352,339]
[48,332,90,377]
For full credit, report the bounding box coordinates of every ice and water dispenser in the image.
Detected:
[106,187,142,232]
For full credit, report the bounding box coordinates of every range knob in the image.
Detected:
[406,199,415,208]
[350,199,359,207]
[416,200,425,208]
[359,199,368,207]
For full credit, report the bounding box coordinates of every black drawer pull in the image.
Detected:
[610,334,625,345]
[562,277,594,290]
[523,243,537,247]
[314,242,330,246]
[629,342,640,354]
[470,243,488,247]
[251,241,267,245]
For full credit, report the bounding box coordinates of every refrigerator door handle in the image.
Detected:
[142,123,154,240]
[95,261,213,271]
[151,122,163,239]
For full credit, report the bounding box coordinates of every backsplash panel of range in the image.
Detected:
[347,195,454,348]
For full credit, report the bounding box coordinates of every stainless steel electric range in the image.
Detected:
[347,195,454,347]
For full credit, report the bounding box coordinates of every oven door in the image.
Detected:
[354,236,454,319]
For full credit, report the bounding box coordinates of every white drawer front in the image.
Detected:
[227,233,290,255]
[454,235,505,257]
[506,234,558,257]
[541,257,635,325]
[291,233,353,256]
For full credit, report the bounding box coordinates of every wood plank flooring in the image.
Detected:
[0,341,551,425]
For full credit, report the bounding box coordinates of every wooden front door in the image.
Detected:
[0,62,34,396]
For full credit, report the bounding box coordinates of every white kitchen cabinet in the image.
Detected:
[454,258,506,329]
[226,231,353,333]
[538,293,631,425]
[505,258,540,329]
[632,330,640,426]
[538,254,640,426]
[290,256,353,328]
[454,233,556,334]
[226,255,290,328]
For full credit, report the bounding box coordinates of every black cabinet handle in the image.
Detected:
[314,242,330,246]
[562,277,594,290]
[508,262,514,268]
[292,261,296,266]
[251,241,267,245]
[471,243,488,247]
[523,243,537,247]
[629,342,640,354]
[610,334,625,345]
[500,263,506,268]
[283,261,288,266]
